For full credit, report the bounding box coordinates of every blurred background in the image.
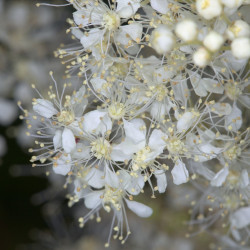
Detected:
[0,1,217,249]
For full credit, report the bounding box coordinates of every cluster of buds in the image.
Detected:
[21,0,250,248]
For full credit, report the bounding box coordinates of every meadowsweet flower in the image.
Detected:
[21,0,250,247]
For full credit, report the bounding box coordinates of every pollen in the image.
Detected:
[57,110,75,125]
[91,138,112,160]
[108,102,126,120]
[103,12,120,31]
[103,186,123,211]
[133,146,151,171]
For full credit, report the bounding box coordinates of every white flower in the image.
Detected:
[73,0,142,52]
[203,31,224,52]
[175,19,198,42]
[231,37,250,59]
[150,25,175,54]
[196,0,222,20]
[193,47,211,67]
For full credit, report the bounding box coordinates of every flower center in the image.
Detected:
[166,137,185,155]
[57,110,75,125]
[108,102,126,120]
[146,84,169,102]
[132,146,151,171]
[103,186,123,211]
[223,145,241,161]
[91,138,112,160]
[225,83,242,100]
[103,12,120,31]
[111,62,129,77]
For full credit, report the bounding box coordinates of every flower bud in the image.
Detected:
[150,25,175,54]
[231,37,250,59]
[226,20,250,40]
[203,31,224,52]
[193,47,211,67]
[196,0,222,20]
[175,19,198,42]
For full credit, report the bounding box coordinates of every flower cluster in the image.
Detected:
[21,0,250,247]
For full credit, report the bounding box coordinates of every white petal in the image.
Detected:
[225,104,242,132]
[240,169,249,188]
[71,142,90,160]
[154,170,167,193]
[240,95,250,108]
[188,71,208,97]
[53,153,71,175]
[80,28,104,48]
[171,76,189,106]
[155,66,175,83]
[86,168,105,189]
[123,118,146,144]
[111,138,144,157]
[110,147,132,162]
[74,179,89,199]
[115,29,130,46]
[148,129,167,150]
[202,78,224,94]
[177,112,194,132]
[73,10,89,26]
[71,86,87,117]
[231,207,250,229]
[122,171,145,195]
[90,77,109,97]
[120,23,142,41]
[199,144,223,158]
[171,160,189,185]
[211,167,229,187]
[82,110,111,135]
[117,0,140,18]
[210,102,232,116]
[33,99,57,118]
[150,0,169,14]
[105,167,120,188]
[62,128,76,153]
[125,199,153,218]
[71,28,84,40]
[53,130,62,150]
[84,191,102,209]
